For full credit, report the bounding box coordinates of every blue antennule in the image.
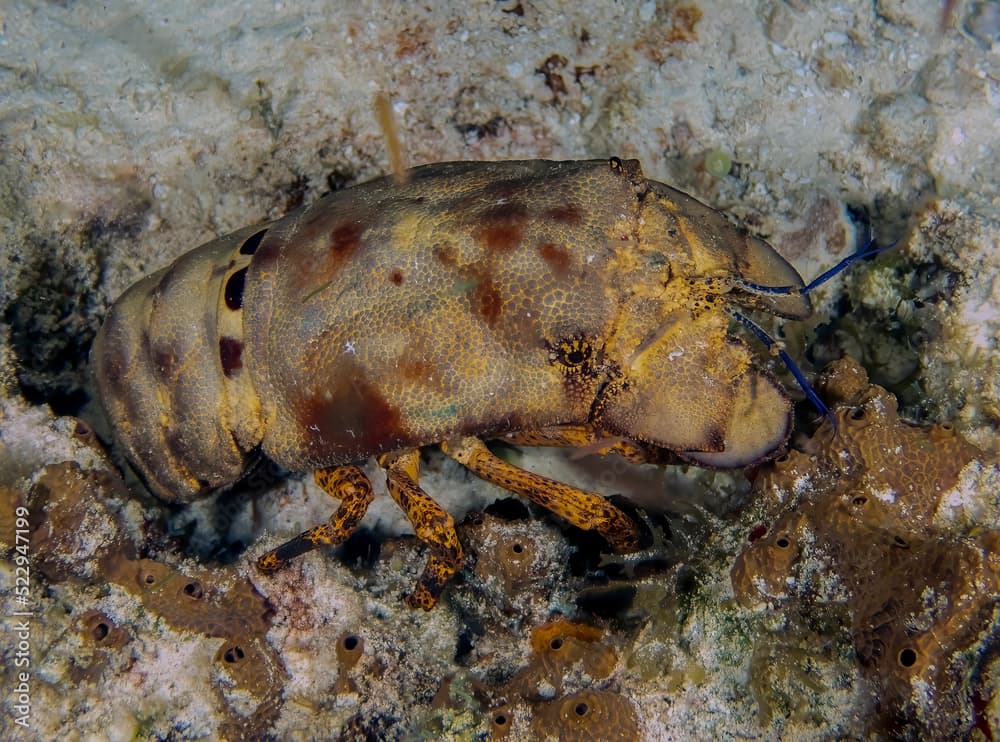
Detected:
[733,238,895,428]
[736,238,894,298]
[729,307,836,426]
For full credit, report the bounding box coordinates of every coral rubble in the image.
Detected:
[733,357,1000,736]
[2,439,285,739]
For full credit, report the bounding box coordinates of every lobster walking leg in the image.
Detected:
[257,464,374,573]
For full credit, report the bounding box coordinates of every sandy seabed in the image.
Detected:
[1,2,998,740]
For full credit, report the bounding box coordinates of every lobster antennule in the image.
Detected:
[728,308,835,429]
[733,238,894,298]
[727,238,896,426]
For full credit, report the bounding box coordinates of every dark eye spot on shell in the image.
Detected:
[390,269,404,285]
[474,202,528,253]
[152,344,176,379]
[219,337,243,378]
[330,221,364,255]
[239,228,268,255]
[538,242,571,276]
[183,581,204,599]
[225,267,248,310]
[537,54,568,96]
[472,273,503,326]
[775,535,791,549]
[545,204,582,226]
[223,645,245,664]
[398,349,436,383]
[898,647,917,667]
[434,245,457,266]
[298,359,409,457]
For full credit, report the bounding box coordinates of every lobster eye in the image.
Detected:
[554,337,593,370]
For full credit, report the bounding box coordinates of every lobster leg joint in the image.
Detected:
[442,436,643,554]
[256,464,374,574]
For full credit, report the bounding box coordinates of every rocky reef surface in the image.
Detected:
[1,1,998,739]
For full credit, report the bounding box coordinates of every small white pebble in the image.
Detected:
[107,707,139,742]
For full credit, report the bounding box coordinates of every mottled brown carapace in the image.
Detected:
[93,158,812,608]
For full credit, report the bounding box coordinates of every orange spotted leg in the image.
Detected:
[378,449,465,611]
[441,435,643,553]
[257,464,374,574]
[500,423,677,465]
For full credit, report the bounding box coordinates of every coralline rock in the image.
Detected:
[68,610,133,686]
[484,617,636,742]
[334,631,365,694]
[100,549,285,737]
[732,356,1000,736]
[1,436,286,740]
[530,689,641,742]
[2,0,998,737]
[103,556,273,639]
[212,635,287,740]
[511,618,618,698]
[26,461,133,582]
[457,505,580,621]
[468,509,557,598]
